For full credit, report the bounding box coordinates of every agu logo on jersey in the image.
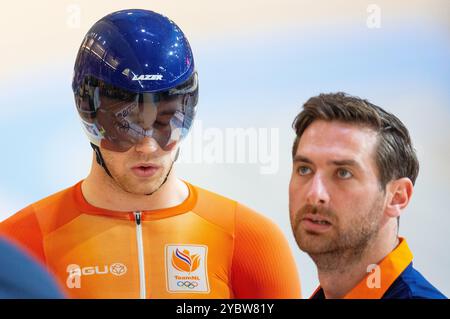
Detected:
[165,244,209,293]
[66,263,127,289]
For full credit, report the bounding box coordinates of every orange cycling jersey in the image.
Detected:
[0,181,301,299]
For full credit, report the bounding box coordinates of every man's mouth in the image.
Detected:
[300,214,333,233]
[132,163,159,168]
[304,218,332,225]
[131,163,161,178]
[302,213,332,225]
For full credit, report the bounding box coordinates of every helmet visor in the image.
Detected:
[76,73,198,152]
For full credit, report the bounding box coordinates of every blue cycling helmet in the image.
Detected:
[72,9,198,154]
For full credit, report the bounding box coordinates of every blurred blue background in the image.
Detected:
[0,0,449,297]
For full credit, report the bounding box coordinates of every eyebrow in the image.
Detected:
[293,155,313,164]
[328,159,360,168]
[293,155,362,169]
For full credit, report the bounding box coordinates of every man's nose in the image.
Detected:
[306,173,330,206]
[134,136,159,153]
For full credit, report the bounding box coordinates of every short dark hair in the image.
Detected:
[292,92,419,188]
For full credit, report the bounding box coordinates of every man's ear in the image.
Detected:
[385,177,414,218]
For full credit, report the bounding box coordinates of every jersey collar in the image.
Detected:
[72,179,197,221]
[311,237,413,299]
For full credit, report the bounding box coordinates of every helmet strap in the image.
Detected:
[144,148,180,196]
[90,143,113,178]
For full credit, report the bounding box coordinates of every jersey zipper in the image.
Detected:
[134,211,146,299]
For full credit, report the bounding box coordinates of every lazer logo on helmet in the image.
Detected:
[132,74,163,81]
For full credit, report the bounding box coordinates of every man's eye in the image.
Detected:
[337,168,352,179]
[154,113,174,127]
[154,120,170,128]
[297,166,312,176]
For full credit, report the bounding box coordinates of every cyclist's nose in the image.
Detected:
[134,136,159,153]
[139,96,157,129]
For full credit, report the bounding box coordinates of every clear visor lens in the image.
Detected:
[76,73,198,152]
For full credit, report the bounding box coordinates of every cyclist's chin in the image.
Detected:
[118,170,168,196]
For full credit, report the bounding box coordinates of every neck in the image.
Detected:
[316,225,399,299]
[81,164,189,212]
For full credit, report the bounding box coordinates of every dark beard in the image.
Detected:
[294,195,384,273]
[308,230,379,273]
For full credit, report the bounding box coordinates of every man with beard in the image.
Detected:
[289,92,446,299]
[0,9,300,299]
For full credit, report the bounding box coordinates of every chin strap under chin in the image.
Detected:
[90,143,113,178]
[144,148,179,196]
[90,143,180,196]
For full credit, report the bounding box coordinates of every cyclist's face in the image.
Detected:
[98,133,179,196]
[97,95,185,152]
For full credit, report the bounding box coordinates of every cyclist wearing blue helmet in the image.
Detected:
[0,9,301,299]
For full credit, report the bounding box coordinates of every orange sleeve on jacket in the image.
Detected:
[0,206,46,264]
[231,203,302,298]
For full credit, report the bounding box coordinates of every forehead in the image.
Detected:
[296,120,379,165]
